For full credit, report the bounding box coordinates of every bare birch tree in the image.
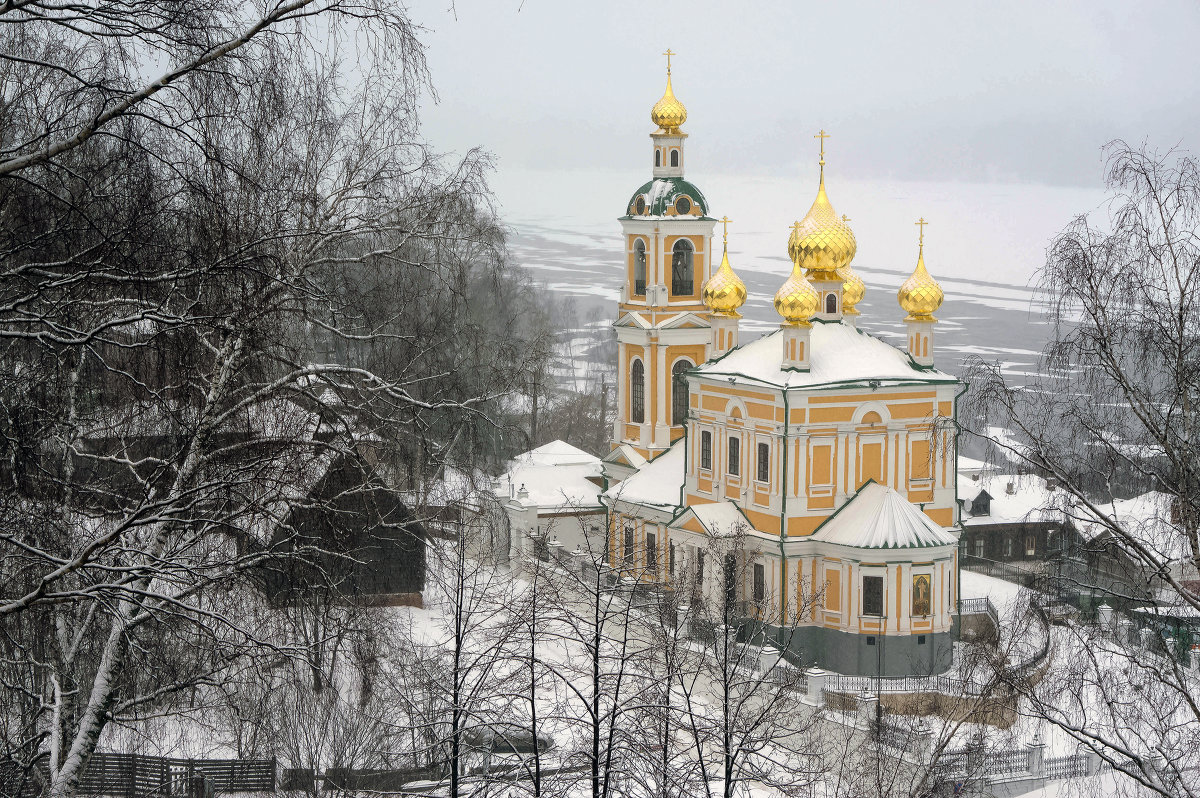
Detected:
[966,140,1200,796]
[0,7,552,798]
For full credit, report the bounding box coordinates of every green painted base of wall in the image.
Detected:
[760,624,954,677]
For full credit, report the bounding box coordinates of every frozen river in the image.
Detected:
[498,167,1107,383]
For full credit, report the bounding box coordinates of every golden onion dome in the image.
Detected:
[703,221,747,315]
[792,132,856,279]
[787,220,803,262]
[793,173,857,278]
[839,264,865,313]
[651,72,687,134]
[898,221,944,321]
[774,258,819,326]
[837,213,865,313]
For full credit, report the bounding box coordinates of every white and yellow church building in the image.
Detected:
[512,57,966,677]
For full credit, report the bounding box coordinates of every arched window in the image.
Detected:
[630,360,645,423]
[670,149,680,167]
[671,239,694,296]
[671,360,690,425]
[655,150,661,167]
[825,294,838,314]
[633,239,647,296]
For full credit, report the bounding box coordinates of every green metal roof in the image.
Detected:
[622,177,710,218]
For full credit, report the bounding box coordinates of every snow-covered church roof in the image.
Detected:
[691,321,957,390]
[495,440,604,512]
[512,440,598,467]
[811,481,958,549]
[603,440,684,511]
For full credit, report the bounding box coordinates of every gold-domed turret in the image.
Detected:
[792,130,857,280]
[703,217,747,315]
[775,224,820,325]
[898,218,944,321]
[837,215,865,314]
[651,49,687,134]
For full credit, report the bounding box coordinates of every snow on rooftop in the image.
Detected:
[495,441,604,512]
[960,473,1067,526]
[679,500,752,535]
[811,481,957,549]
[495,461,604,511]
[958,454,1000,477]
[603,440,684,511]
[513,439,599,468]
[1076,491,1188,561]
[692,321,958,389]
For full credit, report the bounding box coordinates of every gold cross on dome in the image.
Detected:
[915,217,928,245]
[814,129,830,161]
[842,215,851,222]
[663,48,675,73]
[719,215,733,243]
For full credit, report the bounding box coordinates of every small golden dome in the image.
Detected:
[774,259,819,326]
[651,72,687,134]
[703,220,747,315]
[787,220,803,262]
[837,214,865,313]
[898,221,944,321]
[839,264,865,313]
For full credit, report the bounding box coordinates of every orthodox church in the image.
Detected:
[497,55,965,678]
[593,55,964,678]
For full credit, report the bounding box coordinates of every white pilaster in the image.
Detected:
[906,319,936,367]
[780,323,811,370]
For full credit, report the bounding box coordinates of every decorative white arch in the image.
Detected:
[852,401,891,426]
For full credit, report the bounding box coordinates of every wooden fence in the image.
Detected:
[0,754,275,797]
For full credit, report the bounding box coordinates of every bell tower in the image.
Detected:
[613,51,716,461]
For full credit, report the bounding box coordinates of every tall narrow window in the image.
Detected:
[756,441,769,482]
[646,532,657,574]
[669,544,676,577]
[671,360,690,425]
[1025,534,1036,556]
[700,431,712,470]
[697,550,705,582]
[655,150,661,167]
[728,435,740,476]
[670,150,679,167]
[630,360,645,423]
[623,524,634,565]
[825,293,838,314]
[862,575,884,616]
[671,239,694,295]
[753,563,765,605]
[633,239,647,296]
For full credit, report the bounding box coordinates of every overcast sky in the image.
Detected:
[404,2,1200,290]
[411,2,1198,187]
